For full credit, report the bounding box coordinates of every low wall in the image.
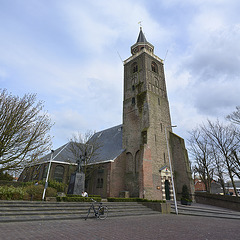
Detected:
[195,192,240,212]
[140,202,171,214]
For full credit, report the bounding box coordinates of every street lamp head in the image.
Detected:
[165,125,177,130]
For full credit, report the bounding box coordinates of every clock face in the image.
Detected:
[133,47,138,53]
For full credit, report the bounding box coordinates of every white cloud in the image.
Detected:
[1,0,239,149]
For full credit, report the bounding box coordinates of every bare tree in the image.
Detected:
[68,130,102,180]
[229,150,240,180]
[226,106,240,125]
[211,144,227,194]
[188,128,214,193]
[202,120,240,196]
[0,89,53,172]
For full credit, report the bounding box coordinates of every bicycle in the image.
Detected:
[85,198,108,220]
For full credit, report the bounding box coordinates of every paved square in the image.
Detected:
[0,214,239,240]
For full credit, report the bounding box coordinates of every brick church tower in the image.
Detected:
[122,27,190,200]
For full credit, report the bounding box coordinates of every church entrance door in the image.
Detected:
[165,180,170,200]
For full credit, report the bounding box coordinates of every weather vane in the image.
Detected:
[138,21,142,29]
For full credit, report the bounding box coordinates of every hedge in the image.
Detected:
[107,197,165,203]
[0,186,26,200]
[0,184,57,200]
[66,194,101,198]
[57,196,101,202]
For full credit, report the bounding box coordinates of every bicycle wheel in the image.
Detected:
[98,205,108,219]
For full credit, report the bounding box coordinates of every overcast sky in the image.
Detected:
[1,0,240,150]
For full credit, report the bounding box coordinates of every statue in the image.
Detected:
[76,158,82,173]
[76,151,86,173]
[67,151,86,195]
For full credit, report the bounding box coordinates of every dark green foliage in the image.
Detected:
[0,182,57,200]
[66,194,101,198]
[25,184,44,200]
[0,171,14,181]
[46,187,57,197]
[0,186,25,200]
[57,196,101,202]
[25,184,57,200]
[181,184,190,199]
[42,180,67,193]
[107,197,165,203]
[181,184,192,205]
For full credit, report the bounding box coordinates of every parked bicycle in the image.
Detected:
[85,198,108,220]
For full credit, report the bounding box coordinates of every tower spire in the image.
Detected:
[131,26,154,55]
[136,26,147,43]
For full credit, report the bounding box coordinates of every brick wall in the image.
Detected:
[195,192,240,212]
[169,132,194,200]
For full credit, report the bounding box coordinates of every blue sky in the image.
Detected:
[1,0,240,150]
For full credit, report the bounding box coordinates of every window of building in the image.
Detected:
[126,152,134,173]
[132,62,138,73]
[132,97,135,104]
[97,166,104,173]
[135,150,140,173]
[97,178,103,188]
[132,85,135,91]
[42,164,48,179]
[141,131,147,144]
[151,61,158,73]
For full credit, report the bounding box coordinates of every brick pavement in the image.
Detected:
[0,214,239,240]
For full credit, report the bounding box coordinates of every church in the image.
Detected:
[18,27,194,200]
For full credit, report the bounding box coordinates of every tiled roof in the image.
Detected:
[38,124,124,165]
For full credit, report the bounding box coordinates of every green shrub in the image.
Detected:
[25,184,44,201]
[0,171,14,181]
[57,196,101,202]
[181,184,191,202]
[107,197,165,203]
[46,180,67,193]
[46,187,57,197]
[66,194,83,197]
[89,195,101,198]
[0,183,57,201]
[66,194,101,198]
[107,197,138,202]
[0,186,25,200]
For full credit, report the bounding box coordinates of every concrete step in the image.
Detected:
[170,202,240,220]
[0,201,160,223]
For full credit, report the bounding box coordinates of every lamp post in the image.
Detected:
[42,150,54,201]
[165,125,178,215]
[42,142,70,201]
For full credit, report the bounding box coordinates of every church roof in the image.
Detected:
[91,124,124,163]
[38,124,124,165]
[137,27,147,43]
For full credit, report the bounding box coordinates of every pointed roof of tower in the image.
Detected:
[137,27,147,43]
[129,26,154,56]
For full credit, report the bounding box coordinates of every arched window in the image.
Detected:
[132,62,138,73]
[126,152,134,173]
[97,178,103,188]
[54,165,65,182]
[42,164,48,179]
[132,97,135,104]
[151,61,158,73]
[135,150,140,173]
